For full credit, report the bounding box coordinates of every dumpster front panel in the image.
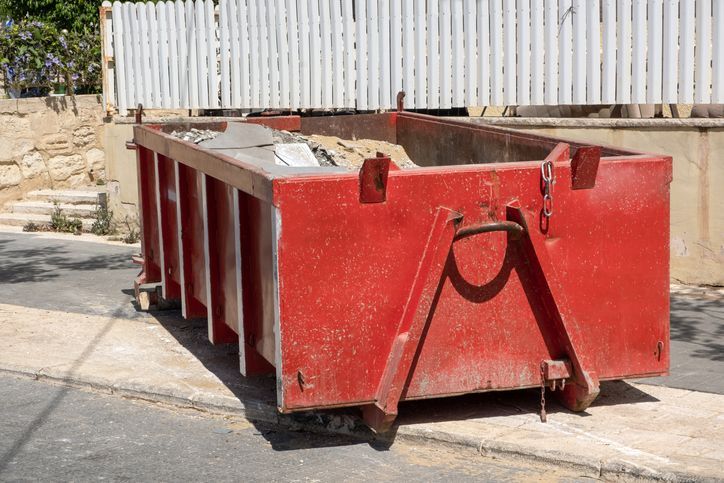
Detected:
[272,156,671,411]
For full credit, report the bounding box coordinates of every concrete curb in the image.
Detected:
[0,364,714,482]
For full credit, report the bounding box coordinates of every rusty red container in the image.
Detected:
[132,112,671,431]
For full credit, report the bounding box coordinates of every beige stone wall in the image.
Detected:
[467,118,724,286]
[0,95,105,206]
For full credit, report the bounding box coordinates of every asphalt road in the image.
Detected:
[0,375,587,482]
[0,230,721,395]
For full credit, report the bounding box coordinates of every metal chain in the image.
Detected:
[539,362,547,423]
[541,160,554,219]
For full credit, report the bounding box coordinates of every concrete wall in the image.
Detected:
[0,95,105,206]
[469,118,724,286]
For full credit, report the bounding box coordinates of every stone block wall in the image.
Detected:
[0,95,105,206]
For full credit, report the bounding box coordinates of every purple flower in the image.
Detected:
[59,35,67,49]
[71,73,79,81]
[19,31,31,40]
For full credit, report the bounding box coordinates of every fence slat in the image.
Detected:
[572,0,586,104]
[451,0,465,107]
[714,0,724,103]
[355,0,368,109]
[530,0,544,105]
[175,1,187,109]
[463,0,476,106]
[543,0,558,105]
[502,0,516,104]
[679,0,695,103]
[694,0,711,103]
[367,0,379,108]
[646,0,662,103]
[287,0,301,109]
[298,0,311,108]
[206,0,219,109]
[219,0,231,107]
[147,2,161,107]
[403,0,415,107]
[331,0,345,108]
[276,0,291,108]
[390,0,403,106]
[631,0,646,103]
[601,0,616,104]
[267,0,280,108]
[662,0,678,103]
[427,0,440,108]
[111,2,128,114]
[319,0,331,108]
[516,0,530,106]
[156,2,171,108]
[439,0,452,108]
[227,0,241,107]
[477,0,490,106]
[616,0,632,104]
[258,0,271,107]
[558,0,573,104]
[586,0,601,104]
[342,0,355,108]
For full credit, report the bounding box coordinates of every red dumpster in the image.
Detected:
[132,112,671,432]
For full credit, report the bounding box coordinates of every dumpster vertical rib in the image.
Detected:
[363,207,462,432]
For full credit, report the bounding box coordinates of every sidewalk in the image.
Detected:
[1,302,722,481]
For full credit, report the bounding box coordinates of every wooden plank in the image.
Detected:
[463,0,477,106]
[530,0,544,105]
[319,0,332,108]
[195,0,209,108]
[543,0,557,105]
[298,0,311,108]
[331,0,345,108]
[288,0,301,109]
[616,0,632,104]
[310,0,322,107]
[157,2,171,108]
[558,0,573,104]
[403,0,415,107]
[379,0,392,109]
[342,0,355,108]
[427,0,440,108]
[451,0,465,107]
[219,0,232,107]
[572,0,586,104]
[258,0,271,108]
[130,3,144,107]
[477,0,490,106]
[186,0,199,109]
[368,0,380,108]
[355,0,368,109]
[679,0,695,103]
[203,0,217,109]
[714,0,724,103]
[267,0,280,108]
[517,0,531,106]
[694,0,711,103]
[502,0,516,104]
[601,0,616,104]
[415,0,428,108]
[662,0,678,103]
[631,0,646,103]
[171,1,184,109]
[112,2,128,114]
[147,2,161,107]
[275,0,291,108]
[586,0,601,104]
[646,0,663,103]
[228,0,241,107]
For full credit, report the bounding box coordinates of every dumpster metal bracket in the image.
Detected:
[507,204,600,412]
[571,146,602,190]
[362,207,462,432]
[359,154,393,203]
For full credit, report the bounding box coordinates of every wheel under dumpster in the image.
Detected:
[131,111,671,432]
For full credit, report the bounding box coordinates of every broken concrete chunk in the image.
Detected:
[274,143,320,167]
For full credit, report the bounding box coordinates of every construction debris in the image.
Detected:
[170,128,220,144]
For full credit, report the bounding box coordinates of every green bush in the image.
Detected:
[0,1,100,33]
[0,18,101,95]
[91,204,115,236]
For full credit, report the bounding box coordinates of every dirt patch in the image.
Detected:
[306,134,417,169]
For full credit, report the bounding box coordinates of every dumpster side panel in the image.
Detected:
[203,175,241,343]
[156,154,182,300]
[175,163,208,317]
[272,157,671,411]
[137,146,161,282]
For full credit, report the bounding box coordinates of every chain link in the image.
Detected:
[541,160,554,219]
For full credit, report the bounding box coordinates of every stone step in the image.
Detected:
[0,213,94,231]
[10,201,97,219]
[26,189,104,205]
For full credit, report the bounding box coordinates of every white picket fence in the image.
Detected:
[101,0,723,115]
